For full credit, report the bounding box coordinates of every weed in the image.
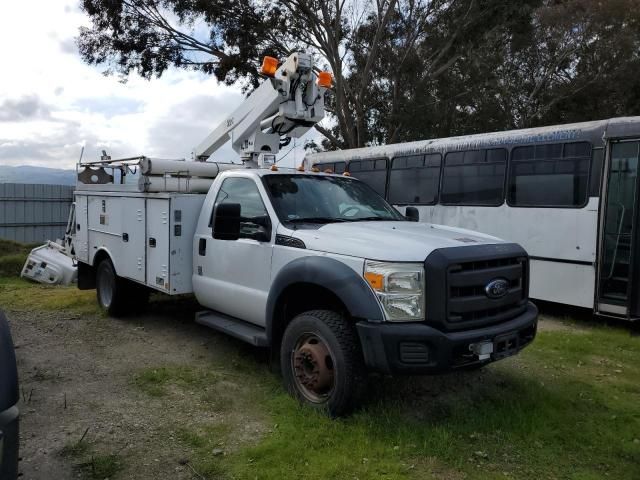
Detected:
[0,253,27,277]
[77,454,122,480]
[0,238,32,257]
[132,365,219,397]
[60,440,90,459]
[60,436,123,480]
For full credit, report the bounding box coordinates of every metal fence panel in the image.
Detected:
[0,183,74,244]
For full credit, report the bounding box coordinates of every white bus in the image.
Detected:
[306,117,640,320]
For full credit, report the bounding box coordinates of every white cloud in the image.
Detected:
[0,1,320,171]
[0,1,238,168]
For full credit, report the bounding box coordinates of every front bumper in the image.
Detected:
[356,302,538,374]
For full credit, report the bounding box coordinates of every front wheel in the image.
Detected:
[280,310,364,417]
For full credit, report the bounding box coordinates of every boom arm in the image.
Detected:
[193,53,328,165]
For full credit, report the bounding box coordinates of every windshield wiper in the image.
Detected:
[287,217,349,224]
[347,216,399,222]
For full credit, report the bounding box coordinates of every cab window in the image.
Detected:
[211,177,269,236]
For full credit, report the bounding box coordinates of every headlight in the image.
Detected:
[363,260,425,322]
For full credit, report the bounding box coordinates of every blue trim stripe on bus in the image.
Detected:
[529,256,594,266]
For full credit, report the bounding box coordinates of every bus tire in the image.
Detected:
[280,310,364,417]
[96,259,129,317]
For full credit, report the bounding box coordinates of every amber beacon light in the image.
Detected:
[261,56,278,77]
[317,71,333,88]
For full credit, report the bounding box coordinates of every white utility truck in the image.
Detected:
[70,53,537,415]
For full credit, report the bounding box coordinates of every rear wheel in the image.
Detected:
[281,310,364,417]
[96,259,131,317]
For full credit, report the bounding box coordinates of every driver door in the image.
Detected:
[201,177,273,325]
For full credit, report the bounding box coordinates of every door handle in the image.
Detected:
[199,238,206,256]
[122,233,129,242]
[149,237,156,248]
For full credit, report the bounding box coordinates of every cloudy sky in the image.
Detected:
[0,1,315,170]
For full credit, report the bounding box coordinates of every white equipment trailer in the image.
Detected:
[32,52,538,416]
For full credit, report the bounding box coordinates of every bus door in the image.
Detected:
[597,140,640,318]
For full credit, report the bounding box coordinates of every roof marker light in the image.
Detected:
[317,71,333,88]
[261,56,278,77]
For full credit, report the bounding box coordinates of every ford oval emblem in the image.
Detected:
[485,278,509,299]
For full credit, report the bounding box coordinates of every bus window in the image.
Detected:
[348,158,388,196]
[314,161,346,174]
[388,153,441,205]
[508,142,591,207]
[440,149,506,206]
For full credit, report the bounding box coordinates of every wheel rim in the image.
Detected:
[98,266,114,308]
[291,332,336,403]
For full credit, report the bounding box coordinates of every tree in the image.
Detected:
[78,0,289,87]
[333,0,541,146]
[400,0,640,136]
[78,0,640,151]
[78,0,400,148]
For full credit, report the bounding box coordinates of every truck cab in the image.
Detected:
[189,168,537,415]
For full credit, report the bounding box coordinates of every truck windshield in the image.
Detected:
[263,174,404,224]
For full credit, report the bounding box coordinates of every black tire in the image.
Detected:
[0,310,19,480]
[96,259,130,317]
[280,310,365,417]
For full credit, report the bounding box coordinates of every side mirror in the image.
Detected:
[212,203,241,240]
[406,206,419,222]
[250,215,272,242]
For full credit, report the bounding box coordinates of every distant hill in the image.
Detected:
[0,165,75,186]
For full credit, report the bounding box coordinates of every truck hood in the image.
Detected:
[285,221,505,262]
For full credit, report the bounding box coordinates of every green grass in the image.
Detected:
[60,440,91,458]
[60,438,122,480]
[77,454,123,480]
[0,239,99,315]
[0,238,32,276]
[0,276,100,315]
[176,424,232,477]
[150,321,640,480]
[0,238,33,257]
[0,253,27,277]
[132,365,220,397]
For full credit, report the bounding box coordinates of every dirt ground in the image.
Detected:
[6,296,587,480]
[7,298,270,480]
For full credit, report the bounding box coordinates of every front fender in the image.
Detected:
[266,256,384,343]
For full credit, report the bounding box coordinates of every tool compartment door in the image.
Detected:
[146,198,170,292]
[88,196,146,282]
[74,195,89,263]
